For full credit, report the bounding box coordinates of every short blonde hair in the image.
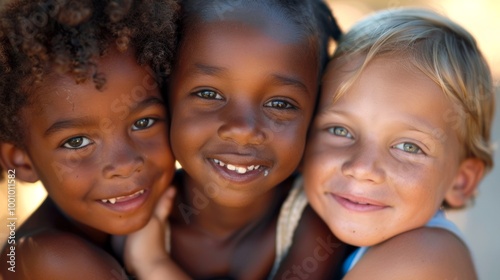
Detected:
[331,8,495,172]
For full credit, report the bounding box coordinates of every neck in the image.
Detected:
[51,199,110,246]
[173,172,289,241]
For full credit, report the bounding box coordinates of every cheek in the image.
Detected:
[275,125,308,161]
[387,162,445,206]
[304,135,335,172]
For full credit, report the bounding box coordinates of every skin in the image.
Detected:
[303,55,481,278]
[0,48,175,279]
[166,17,347,279]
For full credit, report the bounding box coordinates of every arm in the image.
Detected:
[344,227,477,280]
[0,231,127,280]
[271,206,350,280]
[124,187,191,280]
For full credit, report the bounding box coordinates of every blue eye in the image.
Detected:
[393,142,423,154]
[63,136,92,149]
[264,100,296,109]
[196,90,223,100]
[328,126,352,138]
[132,118,156,131]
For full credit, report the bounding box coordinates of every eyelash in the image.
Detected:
[392,142,424,154]
[61,117,157,150]
[194,88,298,111]
[327,126,424,155]
[62,136,93,150]
[195,90,223,100]
[264,100,297,110]
[327,126,353,138]
[132,117,157,131]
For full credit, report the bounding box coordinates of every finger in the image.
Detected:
[154,186,176,221]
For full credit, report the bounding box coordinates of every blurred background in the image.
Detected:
[1,0,499,278]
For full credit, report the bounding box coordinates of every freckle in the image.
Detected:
[352,230,356,234]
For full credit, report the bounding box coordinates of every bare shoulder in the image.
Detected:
[345,227,477,280]
[0,231,127,280]
[272,206,349,279]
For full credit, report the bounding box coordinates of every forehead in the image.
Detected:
[196,2,307,44]
[29,50,156,107]
[322,56,462,135]
[21,49,161,128]
[176,19,319,87]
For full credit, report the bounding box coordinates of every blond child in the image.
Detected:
[303,8,494,279]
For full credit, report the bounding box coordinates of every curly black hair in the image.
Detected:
[0,0,179,177]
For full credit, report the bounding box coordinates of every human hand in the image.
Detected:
[124,186,176,275]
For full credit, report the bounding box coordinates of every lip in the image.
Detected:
[207,155,271,184]
[329,192,388,212]
[97,188,150,213]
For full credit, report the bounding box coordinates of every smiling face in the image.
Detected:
[303,56,468,246]
[19,49,175,235]
[169,19,318,207]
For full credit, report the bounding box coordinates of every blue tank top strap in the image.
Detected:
[341,210,465,277]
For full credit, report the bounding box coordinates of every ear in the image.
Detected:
[444,158,485,208]
[0,142,39,182]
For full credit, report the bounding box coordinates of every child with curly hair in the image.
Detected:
[0,0,178,278]
[303,8,495,279]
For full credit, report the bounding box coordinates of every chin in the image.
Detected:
[114,216,150,235]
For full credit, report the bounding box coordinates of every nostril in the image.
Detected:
[102,156,144,179]
[218,119,267,146]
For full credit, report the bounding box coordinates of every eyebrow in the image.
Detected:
[44,96,164,137]
[270,73,309,93]
[194,63,227,76]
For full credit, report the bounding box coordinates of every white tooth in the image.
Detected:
[237,167,247,174]
[227,164,236,171]
[109,198,117,204]
[248,165,255,171]
[139,189,145,194]
[255,165,260,170]
[101,199,108,203]
[214,159,220,164]
[219,161,225,167]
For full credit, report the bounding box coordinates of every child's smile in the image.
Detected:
[97,184,149,212]
[304,56,465,247]
[210,156,270,182]
[169,19,318,207]
[19,49,175,235]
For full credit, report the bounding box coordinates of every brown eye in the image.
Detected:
[196,90,223,100]
[132,118,155,131]
[264,100,295,109]
[63,136,91,149]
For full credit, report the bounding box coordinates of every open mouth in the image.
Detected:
[212,159,263,174]
[100,189,145,204]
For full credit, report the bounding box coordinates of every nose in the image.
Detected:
[218,103,267,146]
[341,142,385,184]
[102,140,144,179]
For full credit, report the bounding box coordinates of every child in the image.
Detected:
[126,0,352,279]
[302,8,494,279]
[0,0,178,278]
